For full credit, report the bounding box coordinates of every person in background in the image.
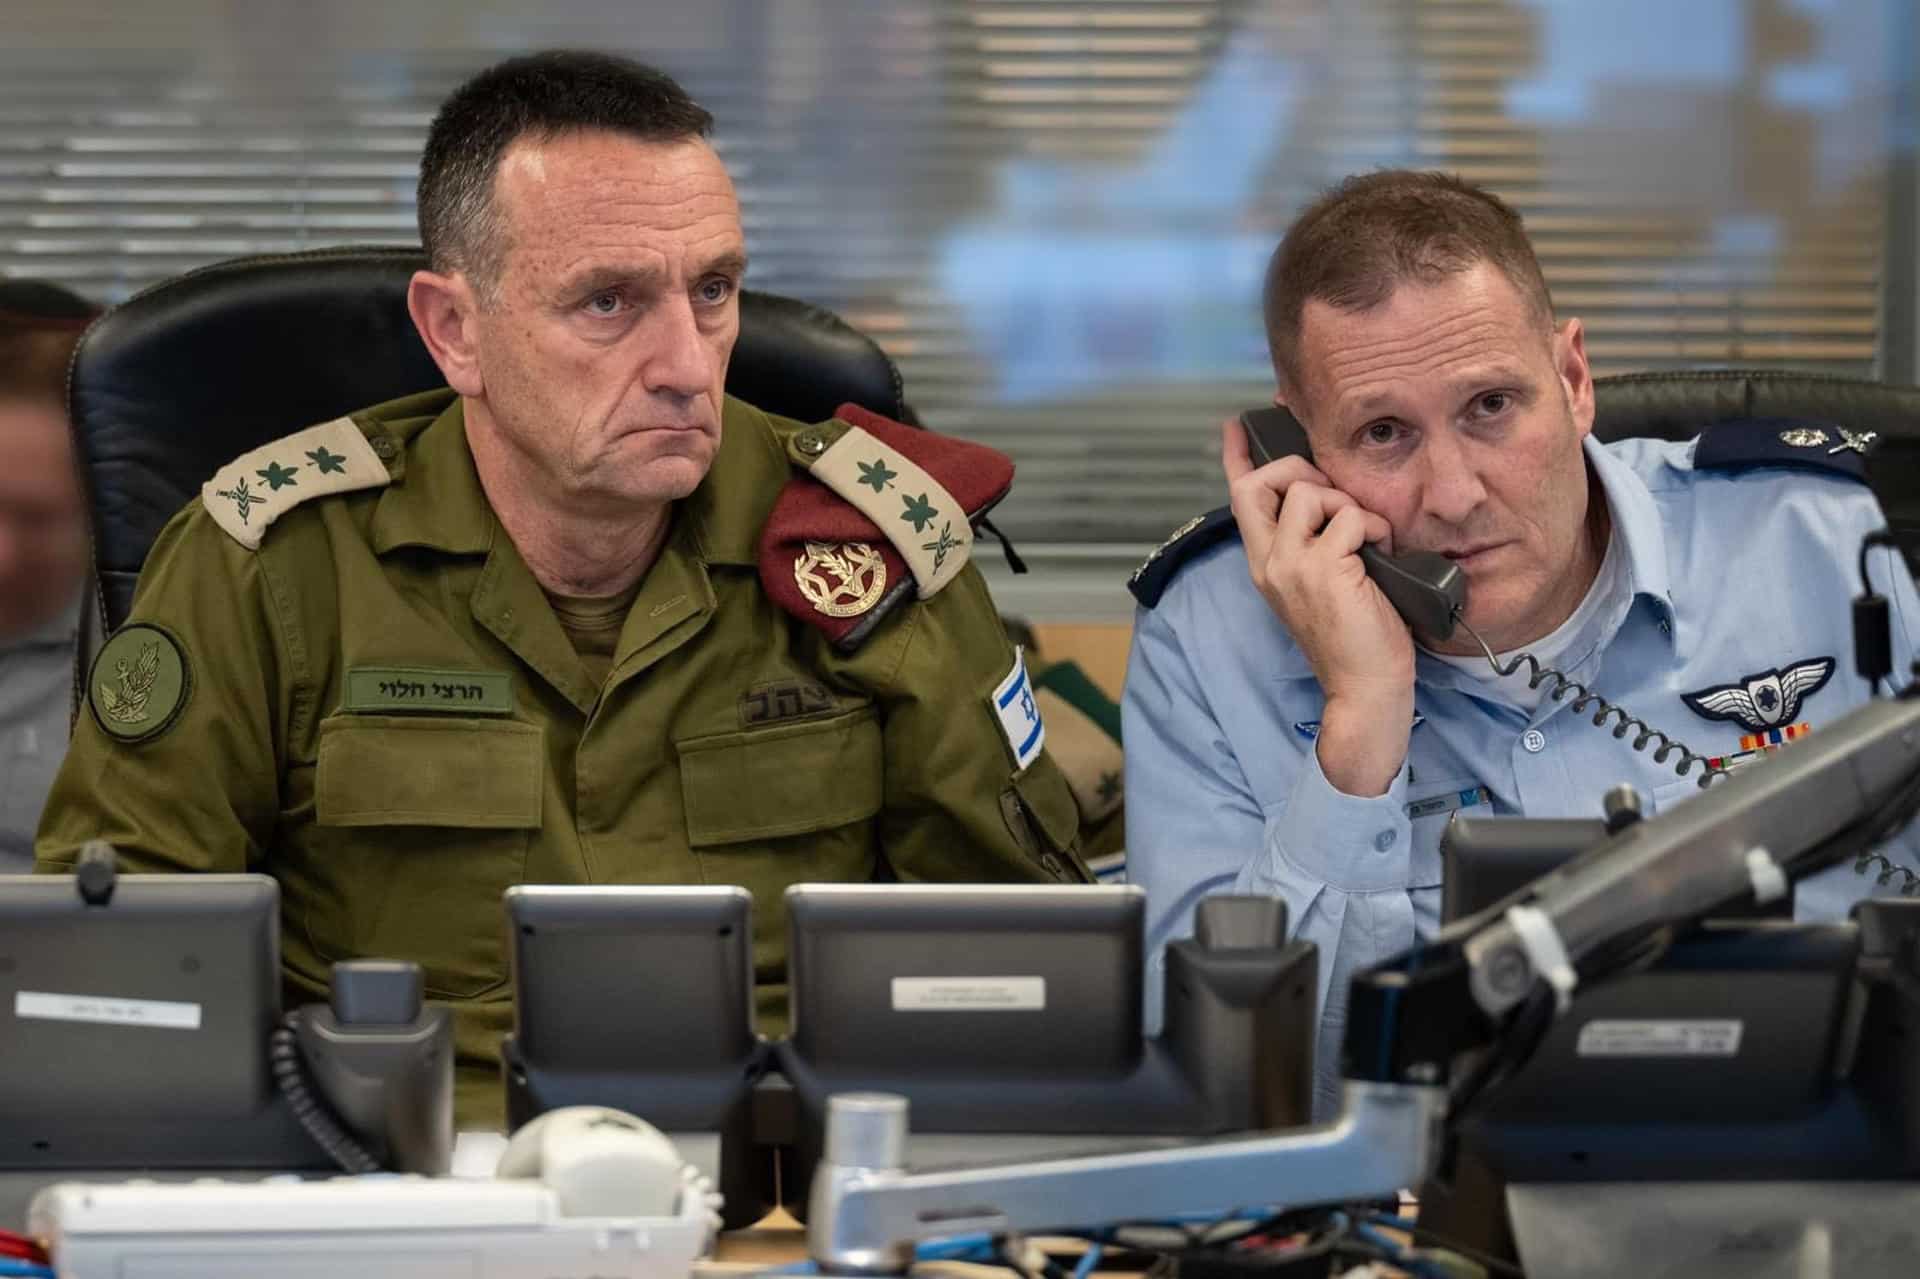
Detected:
[0,281,98,872]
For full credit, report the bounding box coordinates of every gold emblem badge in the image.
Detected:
[1779,427,1830,448]
[793,540,887,617]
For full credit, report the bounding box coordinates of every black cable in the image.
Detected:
[1860,529,1898,597]
[1858,531,1898,696]
[268,1009,380,1174]
[1455,618,1723,789]
[1836,757,1920,895]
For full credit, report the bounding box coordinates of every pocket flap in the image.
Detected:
[1012,757,1082,855]
[316,714,543,828]
[678,706,882,846]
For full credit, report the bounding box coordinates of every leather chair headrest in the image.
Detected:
[1591,370,1920,444]
[1240,370,1920,453]
[69,247,909,627]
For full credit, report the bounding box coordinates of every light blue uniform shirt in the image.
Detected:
[1,592,82,873]
[1123,435,1920,1115]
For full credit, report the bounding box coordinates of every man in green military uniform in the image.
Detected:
[35,51,1087,1126]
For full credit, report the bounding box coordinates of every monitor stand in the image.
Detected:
[1507,1181,1920,1279]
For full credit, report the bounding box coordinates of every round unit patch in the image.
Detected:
[88,623,192,743]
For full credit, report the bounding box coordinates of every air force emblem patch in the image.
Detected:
[1682,658,1835,732]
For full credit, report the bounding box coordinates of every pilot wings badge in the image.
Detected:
[1681,657,1836,732]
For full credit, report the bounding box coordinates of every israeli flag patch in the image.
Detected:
[992,647,1047,772]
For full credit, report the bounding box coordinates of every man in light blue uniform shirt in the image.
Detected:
[1122,171,1920,1115]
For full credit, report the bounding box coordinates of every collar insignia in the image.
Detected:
[1682,658,1835,732]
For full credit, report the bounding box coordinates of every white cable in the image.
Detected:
[1503,904,1578,1013]
[1745,845,1788,905]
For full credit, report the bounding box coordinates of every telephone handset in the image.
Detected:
[1236,408,1722,788]
[1239,408,1466,639]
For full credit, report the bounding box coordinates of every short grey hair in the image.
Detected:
[417,50,714,300]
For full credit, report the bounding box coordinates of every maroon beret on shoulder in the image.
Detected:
[758,403,1013,649]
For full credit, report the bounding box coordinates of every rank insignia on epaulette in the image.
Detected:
[1131,514,1207,587]
[1694,418,1876,483]
[201,415,391,548]
[1126,506,1241,609]
[759,403,1015,650]
[1778,425,1878,456]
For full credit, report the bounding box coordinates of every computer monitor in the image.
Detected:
[785,883,1145,1076]
[1423,918,1879,1260]
[500,885,765,1227]
[1440,817,1608,924]
[0,873,323,1170]
[1441,814,1790,924]
[775,884,1317,1218]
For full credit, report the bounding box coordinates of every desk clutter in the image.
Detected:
[11,850,1920,1277]
[0,856,1316,1276]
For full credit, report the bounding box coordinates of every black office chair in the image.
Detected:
[1591,369,1920,443]
[66,246,913,633]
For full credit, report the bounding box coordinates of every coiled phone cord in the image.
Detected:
[1454,617,1725,789]
[269,1009,380,1174]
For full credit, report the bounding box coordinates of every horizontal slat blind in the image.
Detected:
[1,0,1897,552]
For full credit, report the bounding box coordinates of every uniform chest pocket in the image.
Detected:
[316,715,543,828]
[305,714,543,1000]
[677,705,882,846]
[1407,777,1490,889]
[1651,776,1712,816]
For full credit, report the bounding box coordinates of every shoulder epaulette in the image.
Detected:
[758,402,1013,650]
[1691,417,1876,484]
[201,414,393,549]
[1127,506,1240,608]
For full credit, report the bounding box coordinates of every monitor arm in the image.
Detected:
[809,693,1920,1273]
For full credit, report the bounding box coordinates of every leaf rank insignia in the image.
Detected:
[1682,657,1835,733]
[201,415,392,549]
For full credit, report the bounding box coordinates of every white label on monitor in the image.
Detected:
[15,990,202,1031]
[891,977,1046,1011]
[1575,1018,1742,1057]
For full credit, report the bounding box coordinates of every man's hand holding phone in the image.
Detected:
[1221,416,1415,798]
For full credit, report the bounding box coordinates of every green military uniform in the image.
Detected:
[35,388,1088,1126]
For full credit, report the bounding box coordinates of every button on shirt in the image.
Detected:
[1,594,81,872]
[1123,436,1920,1116]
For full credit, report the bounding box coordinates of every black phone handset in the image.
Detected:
[1238,408,1721,787]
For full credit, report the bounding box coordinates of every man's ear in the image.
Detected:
[407,269,484,398]
[1555,316,1595,441]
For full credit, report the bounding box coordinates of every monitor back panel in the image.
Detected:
[0,875,280,1124]
[786,884,1144,1075]
[507,886,757,1070]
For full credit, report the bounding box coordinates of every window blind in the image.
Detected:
[1,0,1901,573]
